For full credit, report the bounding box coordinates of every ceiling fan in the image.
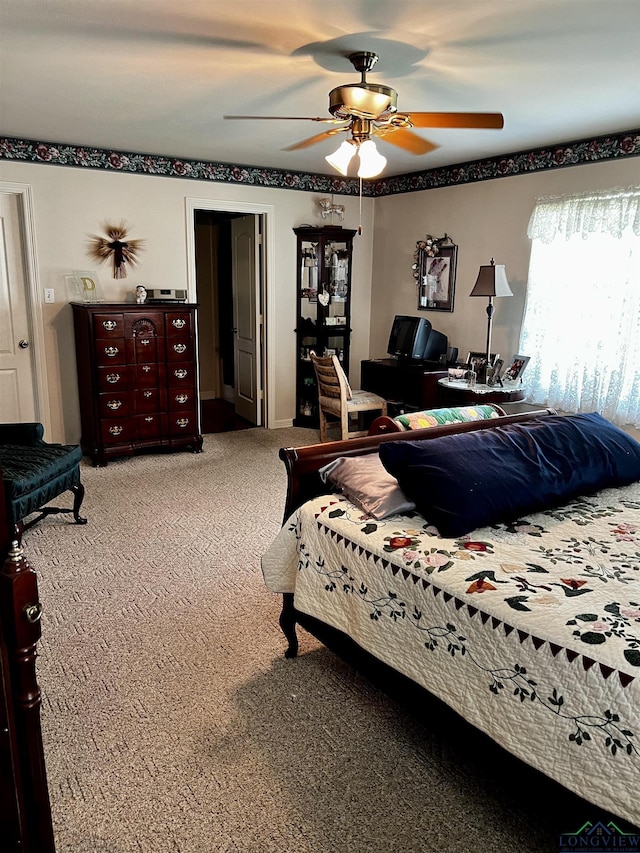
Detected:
[224,51,504,177]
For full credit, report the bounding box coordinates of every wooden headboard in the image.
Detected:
[279,408,556,522]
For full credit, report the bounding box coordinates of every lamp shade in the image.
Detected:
[357,139,387,178]
[325,140,357,176]
[469,260,513,298]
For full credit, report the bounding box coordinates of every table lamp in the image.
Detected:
[469,258,513,370]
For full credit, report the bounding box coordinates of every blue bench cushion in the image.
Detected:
[0,443,83,524]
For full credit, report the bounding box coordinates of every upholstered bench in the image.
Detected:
[368,404,506,435]
[0,422,87,542]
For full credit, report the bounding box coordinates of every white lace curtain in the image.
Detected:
[520,186,640,427]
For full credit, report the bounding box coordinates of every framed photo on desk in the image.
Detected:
[503,355,530,383]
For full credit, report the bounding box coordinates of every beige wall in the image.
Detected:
[370,158,639,364]
[1,154,637,443]
[0,161,375,442]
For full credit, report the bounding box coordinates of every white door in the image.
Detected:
[231,215,262,425]
[0,192,37,421]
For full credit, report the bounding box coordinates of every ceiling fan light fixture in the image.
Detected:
[357,139,387,178]
[325,139,357,175]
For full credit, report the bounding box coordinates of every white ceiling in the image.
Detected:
[1,0,639,178]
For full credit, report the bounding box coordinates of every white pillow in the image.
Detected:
[319,453,416,520]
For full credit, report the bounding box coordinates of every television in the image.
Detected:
[387,315,448,362]
[422,327,448,361]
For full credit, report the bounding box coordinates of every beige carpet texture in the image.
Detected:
[23,428,613,852]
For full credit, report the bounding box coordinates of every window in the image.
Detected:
[519,186,640,427]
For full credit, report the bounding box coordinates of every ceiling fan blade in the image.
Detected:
[283,128,347,151]
[224,115,338,123]
[374,127,439,155]
[405,112,504,129]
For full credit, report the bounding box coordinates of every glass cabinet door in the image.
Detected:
[294,226,356,426]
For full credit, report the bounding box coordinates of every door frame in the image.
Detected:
[185,198,275,428]
[0,182,51,435]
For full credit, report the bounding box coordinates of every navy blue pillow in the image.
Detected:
[378,413,640,538]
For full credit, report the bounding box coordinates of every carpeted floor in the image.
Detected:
[22,428,622,852]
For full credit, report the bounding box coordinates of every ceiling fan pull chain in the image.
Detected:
[358,177,363,235]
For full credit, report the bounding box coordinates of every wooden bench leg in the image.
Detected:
[71,482,87,525]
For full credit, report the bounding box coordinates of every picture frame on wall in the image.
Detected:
[417,244,458,312]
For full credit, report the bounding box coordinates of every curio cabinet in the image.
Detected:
[293,225,356,426]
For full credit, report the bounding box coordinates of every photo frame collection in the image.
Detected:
[464,352,530,386]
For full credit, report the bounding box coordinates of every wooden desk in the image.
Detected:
[361,359,447,412]
[437,378,526,406]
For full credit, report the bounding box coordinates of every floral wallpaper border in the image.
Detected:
[1,129,638,198]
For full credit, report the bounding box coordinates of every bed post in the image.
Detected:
[279,593,299,658]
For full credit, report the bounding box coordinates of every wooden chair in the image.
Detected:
[310,352,387,441]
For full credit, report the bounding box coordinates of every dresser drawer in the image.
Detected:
[168,389,196,412]
[95,339,126,366]
[136,413,163,440]
[100,418,134,445]
[166,338,194,362]
[135,387,162,414]
[97,365,131,391]
[131,334,160,363]
[168,410,197,436]
[168,362,195,386]
[166,312,193,337]
[98,392,131,419]
[93,314,125,339]
[134,363,161,388]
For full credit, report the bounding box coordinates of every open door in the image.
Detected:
[231,215,262,425]
[0,192,38,423]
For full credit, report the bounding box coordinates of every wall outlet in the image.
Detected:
[44,288,55,303]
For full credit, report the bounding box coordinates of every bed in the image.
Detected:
[262,408,640,828]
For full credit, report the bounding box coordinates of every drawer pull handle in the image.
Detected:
[104,346,119,357]
[145,416,154,422]
[174,368,187,379]
[172,318,186,329]
[140,338,151,346]
[102,320,117,331]
[143,390,153,398]
[176,418,189,428]
[107,400,122,410]
[175,393,188,404]
[24,603,43,624]
[142,365,151,373]
[109,426,123,436]
[173,343,187,354]
[106,373,120,384]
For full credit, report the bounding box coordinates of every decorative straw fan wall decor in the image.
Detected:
[87,221,145,279]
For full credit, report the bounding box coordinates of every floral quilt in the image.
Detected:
[262,481,640,827]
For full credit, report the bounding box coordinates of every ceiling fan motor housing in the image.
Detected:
[329,83,398,120]
[328,51,398,121]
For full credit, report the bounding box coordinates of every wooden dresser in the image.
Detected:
[71,302,203,466]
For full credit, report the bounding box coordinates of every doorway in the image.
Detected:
[186,197,276,432]
[0,183,51,433]
[193,209,262,433]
